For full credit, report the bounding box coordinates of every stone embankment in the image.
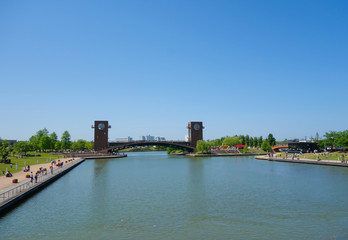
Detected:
[186,153,266,157]
[255,155,348,167]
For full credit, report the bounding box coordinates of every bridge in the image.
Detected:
[272,144,289,152]
[99,140,195,153]
[92,121,204,153]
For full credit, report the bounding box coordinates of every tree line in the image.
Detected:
[0,128,94,159]
[196,133,277,153]
[317,130,348,149]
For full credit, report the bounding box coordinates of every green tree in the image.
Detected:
[267,133,276,146]
[222,136,241,146]
[29,128,50,151]
[0,139,10,160]
[258,136,263,147]
[196,140,211,153]
[253,137,258,147]
[2,139,10,148]
[55,141,62,151]
[261,140,271,151]
[85,141,94,150]
[239,135,245,145]
[71,139,87,150]
[61,131,71,150]
[50,132,58,149]
[249,137,254,147]
[245,135,250,146]
[14,141,32,157]
[207,139,221,147]
[39,135,52,151]
[243,144,249,153]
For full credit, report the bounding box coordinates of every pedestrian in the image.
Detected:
[50,166,53,175]
[10,163,13,168]
[35,173,38,183]
[30,172,33,183]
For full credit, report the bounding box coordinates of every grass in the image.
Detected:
[276,152,347,161]
[0,152,60,176]
[247,148,267,154]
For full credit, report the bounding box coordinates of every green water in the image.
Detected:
[1,152,348,239]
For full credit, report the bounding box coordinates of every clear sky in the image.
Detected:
[1,0,347,142]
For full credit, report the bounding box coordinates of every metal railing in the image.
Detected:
[0,159,82,204]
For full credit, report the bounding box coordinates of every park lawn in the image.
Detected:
[248,148,267,154]
[277,152,347,161]
[0,153,60,176]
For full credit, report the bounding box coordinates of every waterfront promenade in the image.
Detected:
[0,158,85,212]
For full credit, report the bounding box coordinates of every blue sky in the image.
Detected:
[1,0,347,142]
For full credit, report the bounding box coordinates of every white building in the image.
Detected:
[115,136,133,142]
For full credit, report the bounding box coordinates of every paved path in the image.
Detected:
[0,158,72,191]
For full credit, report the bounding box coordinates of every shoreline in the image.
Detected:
[186,153,266,157]
[255,155,348,167]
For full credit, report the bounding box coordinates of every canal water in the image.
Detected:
[1,152,348,239]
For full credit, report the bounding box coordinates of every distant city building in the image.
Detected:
[185,135,190,142]
[155,136,166,141]
[0,139,17,146]
[139,135,165,141]
[115,136,133,142]
[146,135,155,141]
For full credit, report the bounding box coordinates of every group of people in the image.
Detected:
[23,165,31,172]
[29,171,39,183]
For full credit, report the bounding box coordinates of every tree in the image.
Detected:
[243,144,249,153]
[267,133,276,146]
[85,141,94,150]
[29,128,49,151]
[207,139,221,147]
[55,141,62,151]
[61,131,71,150]
[50,132,58,149]
[261,140,271,151]
[0,139,10,160]
[29,135,39,151]
[14,141,32,157]
[2,139,10,148]
[258,136,263,147]
[249,137,254,147]
[196,140,211,153]
[71,139,87,150]
[253,137,258,147]
[239,135,245,145]
[222,136,242,146]
[39,136,52,151]
[245,135,250,146]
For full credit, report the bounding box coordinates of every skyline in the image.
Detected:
[1,0,347,142]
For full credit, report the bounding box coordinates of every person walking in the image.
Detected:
[30,172,33,183]
[34,172,38,183]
